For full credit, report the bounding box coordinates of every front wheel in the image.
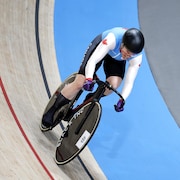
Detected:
[55,101,102,165]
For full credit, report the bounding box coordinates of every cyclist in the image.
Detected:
[41,27,145,131]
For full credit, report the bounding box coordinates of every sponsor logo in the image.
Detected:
[56,107,85,147]
[72,107,84,119]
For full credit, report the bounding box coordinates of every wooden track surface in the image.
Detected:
[0,1,107,179]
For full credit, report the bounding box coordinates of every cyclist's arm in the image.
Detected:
[121,54,142,100]
[85,33,116,79]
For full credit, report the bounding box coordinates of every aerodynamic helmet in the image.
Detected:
[122,28,145,54]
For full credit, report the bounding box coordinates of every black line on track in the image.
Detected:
[35,1,94,179]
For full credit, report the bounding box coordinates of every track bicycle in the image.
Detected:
[41,73,124,165]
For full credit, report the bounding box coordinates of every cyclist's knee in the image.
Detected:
[73,74,85,89]
[103,76,122,96]
[106,76,122,89]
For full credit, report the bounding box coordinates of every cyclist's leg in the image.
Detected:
[41,93,70,127]
[61,74,85,100]
[42,74,85,128]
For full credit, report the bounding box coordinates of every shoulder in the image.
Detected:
[102,27,126,38]
[101,32,116,50]
[129,54,142,66]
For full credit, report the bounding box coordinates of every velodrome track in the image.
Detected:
[0,1,106,179]
[1,0,180,179]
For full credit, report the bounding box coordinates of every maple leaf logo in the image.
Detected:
[102,39,107,45]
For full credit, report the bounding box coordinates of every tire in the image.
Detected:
[55,101,102,165]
